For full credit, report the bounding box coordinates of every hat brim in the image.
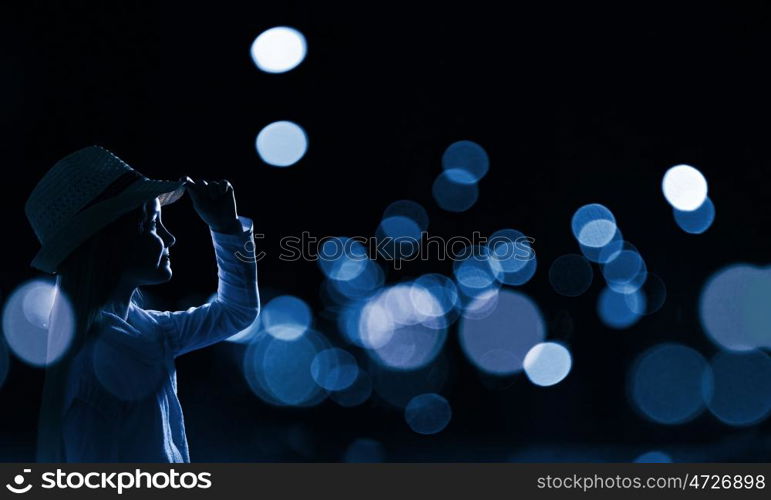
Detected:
[31,178,187,274]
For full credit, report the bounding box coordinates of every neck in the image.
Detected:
[103,283,137,321]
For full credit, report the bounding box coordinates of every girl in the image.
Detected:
[25,146,260,462]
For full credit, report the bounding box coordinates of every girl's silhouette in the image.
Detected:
[25,146,260,462]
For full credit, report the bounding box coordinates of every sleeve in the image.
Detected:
[148,215,260,357]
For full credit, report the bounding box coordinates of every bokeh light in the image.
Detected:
[383,200,429,231]
[622,273,666,316]
[2,279,75,367]
[404,393,452,435]
[343,438,386,463]
[432,170,479,212]
[548,254,593,297]
[459,289,546,375]
[602,249,647,294]
[523,342,573,387]
[376,216,422,260]
[318,237,369,282]
[261,295,312,341]
[629,343,710,425]
[256,120,308,167]
[357,284,448,370]
[662,164,708,211]
[673,197,715,234]
[310,348,359,391]
[453,245,500,297]
[699,264,771,351]
[571,204,617,248]
[243,329,329,407]
[597,287,642,329]
[250,26,307,73]
[706,350,771,426]
[441,140,489,184]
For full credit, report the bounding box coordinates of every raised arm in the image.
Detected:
[146,178,260,357]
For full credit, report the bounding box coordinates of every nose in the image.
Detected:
[160,222,176,248]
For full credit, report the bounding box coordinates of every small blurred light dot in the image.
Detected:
[441,140,489,184]
[548,254,593,297]
[673,197,715,234]
[256,121,308,167]
[432,171,479,212]
[261,295,312,340]
[662,164,708,211]
[383,200,429,231]
[250,26,307,73]
[571,204,617,248]
[404,393,452,435]
[597,287,642,329]
[523,342,572,387]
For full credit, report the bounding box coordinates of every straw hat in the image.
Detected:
[25,146,186,274]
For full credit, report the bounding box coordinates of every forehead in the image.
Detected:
[143,198,161,217]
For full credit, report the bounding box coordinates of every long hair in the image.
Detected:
[36,202,153,462]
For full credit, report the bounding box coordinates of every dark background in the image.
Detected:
[1,1,770,461]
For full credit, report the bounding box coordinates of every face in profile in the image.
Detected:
[122,198,176,286]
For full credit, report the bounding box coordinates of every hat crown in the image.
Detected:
[25,146,141,245]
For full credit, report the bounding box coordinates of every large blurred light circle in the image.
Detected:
[673,197,715,234]
[662,164,708,211]
[2,280,75,366]
[597,287,642,329]
[256,121,308,167]
[404,393,452,435]
[459,289,545,375]
[548,254,593,297]
[243,329,329,407]
[311,348,359,391]
[360,285,448,370]
[441,140,489,184]
[250,26,307,73]
[629,343,710,425]
[571,204,617,248]
[699,264,771,351]
[261,295,312,340]
[523,342,572,387]
[432,171,479,212]
[706,350,771,426]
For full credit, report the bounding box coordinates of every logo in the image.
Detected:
[6,469,32,494]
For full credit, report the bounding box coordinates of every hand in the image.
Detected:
[182,176,242,234]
